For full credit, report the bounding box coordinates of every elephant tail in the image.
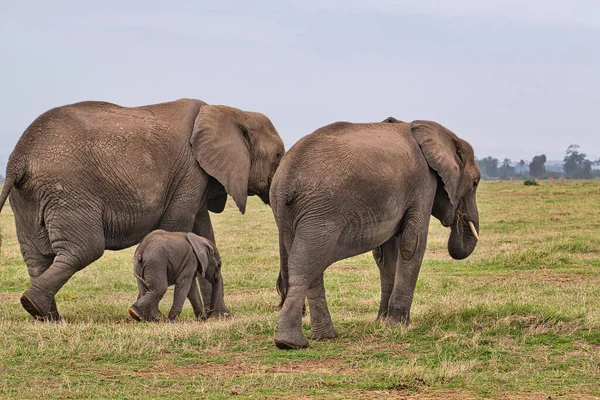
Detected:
[0,181,10,250]
[276,272,287,308]
[0,162,23,214]
[0,158,25,250]
[0,178,11,215]
[133,251,150,290]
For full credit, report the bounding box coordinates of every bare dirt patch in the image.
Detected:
[322,389,475,400]
[264,358,350,375]
[0,293,20,302]
[530,270,600,284]
[339,390,600,400]
[465,269,600,286]
[99,357,356,379]
[349,338,412,356]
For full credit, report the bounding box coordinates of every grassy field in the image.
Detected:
[1,180,599,399]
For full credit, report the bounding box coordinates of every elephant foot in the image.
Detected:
[384,315,410,327]
[195,311,209,321]
[308,327,337,340]
[209,308,232,319]
[167,311,181,322]
[21,289,60,322]
[376,310,387,321]
[151,312,165,322]
[128,305,143,322]
[274,331,309,350]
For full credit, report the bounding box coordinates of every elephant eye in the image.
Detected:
[473,180,478,189]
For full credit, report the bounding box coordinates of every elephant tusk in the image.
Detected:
[468,220,479,241]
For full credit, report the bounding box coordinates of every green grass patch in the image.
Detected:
[1,181,599,398]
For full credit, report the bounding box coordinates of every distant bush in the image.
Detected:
[524,179,539,186]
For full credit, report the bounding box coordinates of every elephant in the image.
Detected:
[270,118,480,349]
[129,230,221,322]
[0,98,284,321]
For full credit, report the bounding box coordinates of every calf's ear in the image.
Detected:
[186,233,215,277]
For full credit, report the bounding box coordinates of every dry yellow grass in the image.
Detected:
[0,180,599,399]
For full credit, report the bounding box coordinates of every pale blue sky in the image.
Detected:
[1,1,599,174]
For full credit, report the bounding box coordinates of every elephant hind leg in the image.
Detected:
[21,251,57,320]
[307,273,337,340]
[274,232,336,349]
[373,235,400,320]
[22,251,103,321]
[130,259,168,322]
[12,206,58,319]
[21,214,105,321]
[16,233,55,284]
[276,229,293,308]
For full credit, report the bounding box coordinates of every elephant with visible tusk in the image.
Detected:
[0,98,285,321]
[270,118,480,349]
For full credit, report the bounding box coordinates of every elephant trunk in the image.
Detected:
[447,197,479,260]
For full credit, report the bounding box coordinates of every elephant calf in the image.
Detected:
[129,230,221,322]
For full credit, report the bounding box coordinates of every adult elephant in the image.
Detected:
[0,98,284,321]
[270,118,480,349]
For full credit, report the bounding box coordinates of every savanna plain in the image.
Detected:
[1,180,599,399]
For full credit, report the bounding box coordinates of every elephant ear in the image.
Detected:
[190,105,250,214]
[186,233,214,278]
[411,120,462,209]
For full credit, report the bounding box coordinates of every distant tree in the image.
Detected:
[498,158,516,179]
[518,159,526,174]
[529,154,547,178]
[593,159,600,178]
[563,144,591,179]
[477,156,499,178]
[582,160,593,179]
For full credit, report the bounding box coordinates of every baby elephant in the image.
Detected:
[128,230,222,322]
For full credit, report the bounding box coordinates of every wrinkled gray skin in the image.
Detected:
[0,99,284,321]
[271,118,480,349]
[129,230,221,322]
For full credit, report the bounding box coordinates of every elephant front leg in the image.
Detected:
[198,277,213,317]
[187,277,206,320]
[193,208,230,317]
[385,216,430,326]
[208,273,230,318]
